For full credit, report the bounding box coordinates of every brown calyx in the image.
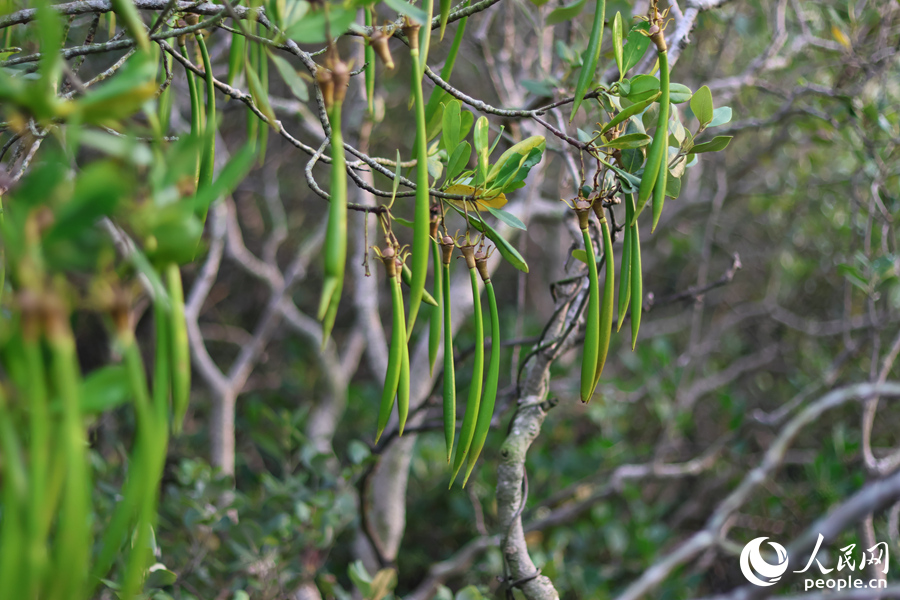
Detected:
[316,68,335,111]
[460,244,476,270]
[370,30,395,70]
[474,251,490,281]
[403,20,421,51]
[440,236,455,265]
[330,58,350,104]
[380,245,398,278]
[574,198,592,230]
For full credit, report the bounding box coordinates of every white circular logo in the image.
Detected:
[740,537,789,586]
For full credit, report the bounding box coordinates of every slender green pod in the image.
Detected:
[630,197,642,349]
[196,31,216,222]
[158,53,174,135]
[419,0,434,82]
[375,249,405,443]
[439,0,451,39]
[401,262,438,306]
[120,338,158,600]
[570,0,606,120]
[424,6,467,121]
[246,23,260,149]
[651,49,670,232]
[180,41,202,181]
[590,206,615,395]
[21,304,50,598]
[440,236,456,462]
[633,21,670,224]
[45,305,91,599]
[317,60,350,345]
[227,29,246,87]
[406,21,431,337]
[364,8,375,116]
[450,246,484,485]
[428,219,443,375]
[0,386,27,600]
[395,261,411,435]
[111,0,150,52]
[167,263,190,434]
[257,39,269,164]
[616,220,632,332]
[463,253,499,487]
[576,204,600,403]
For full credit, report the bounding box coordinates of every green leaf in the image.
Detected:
[625,75,660,103]
[690,135,732,153]
[486,205,526,230]
[473,116,490,184]
[709,106,733,127]
[547,0,588,24]
[620,21,651,75]
[487,135,545,184]
[446,141,472,183]
[452,206,529,272]
[348,561,372,597]
[427,156,444,180]
[690,85,714,127]
[393,216,415,228]
[245,58,277,126]
[668,83,693,104]
[602,132,651,149]
[441,100,462,154]
[79,365,131,413]
[268,50,308,102]
[382,0,428,24]
[601,93,659,134]
[665,173,681,198]
[612,11,624,77]
[571,248,589,264]
[286,5,357,44]
[570,0,605,120]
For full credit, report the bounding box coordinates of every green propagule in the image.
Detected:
[316,50,351,346]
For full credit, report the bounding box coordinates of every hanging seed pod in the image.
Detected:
[227,30,246,87]
[0,385,27,600]
[617,219,632,332]
[43,295,91,598]
[19,290,50,600]
[401,263,438,306]
[317,58,349,346]
[428,216,442,375]
[590,202,615,396]
[650,45,670,232]
[576,200,600,403]
[450,243,484,486]
[180,41,202,182]
[167,264,190,434]
[463,249,499,487]
[634,9,670,226]
[440,235,456,462]
[363,11,376,116]
[570,0,605,120]
[369,28,395,70]
[439,0,452,39]
[405,19,431,338]
[630,219,642,350]
[375,247,406,442]
[395,257,411,435]
[196,32,216,222]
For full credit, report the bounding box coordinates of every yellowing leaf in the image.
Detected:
[443,184,507,211]
[832,25,851,49]
[487,135,545,183]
